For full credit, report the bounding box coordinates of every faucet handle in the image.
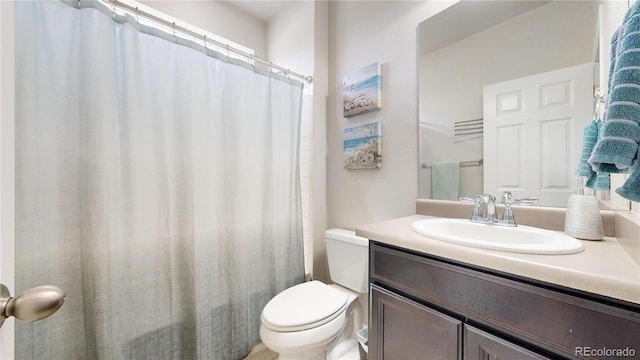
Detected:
[483,193,496,202]
[501,192,536,206]
[461,196,485,220]
[513,196,538,205]
[501,206,516,226]
[498,192,516,226]
[501,191,513,204]
[472,197,484,219]
[460,195,485,206]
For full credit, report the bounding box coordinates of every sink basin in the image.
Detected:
[411,218,584,255]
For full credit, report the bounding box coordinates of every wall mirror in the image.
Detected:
[418,0,632,209]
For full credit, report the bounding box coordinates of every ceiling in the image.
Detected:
[418,1,549,57]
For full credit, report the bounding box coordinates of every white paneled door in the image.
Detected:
[483,62,594,207]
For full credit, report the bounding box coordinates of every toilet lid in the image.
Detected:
[261,281,348,331]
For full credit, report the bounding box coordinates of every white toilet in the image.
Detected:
[259,228,369,360]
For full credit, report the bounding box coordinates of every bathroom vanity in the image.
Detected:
[358,213,640,360]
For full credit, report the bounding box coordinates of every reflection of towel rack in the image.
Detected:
[454,118,483,136]
[420,159,483,168]
[593,92,606,120]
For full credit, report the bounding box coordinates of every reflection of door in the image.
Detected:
[0,2,15,358]
[483,63,593,207]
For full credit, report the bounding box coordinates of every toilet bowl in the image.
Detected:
[259,281,360,359]
[259,229,368,360]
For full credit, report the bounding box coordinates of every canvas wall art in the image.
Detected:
[344,122,382,169]
[343,62,381,118]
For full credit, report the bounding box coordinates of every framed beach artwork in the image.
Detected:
[344,121,382,169]
[343,62,381,117]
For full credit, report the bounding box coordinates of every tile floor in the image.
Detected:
[243,343,278,360]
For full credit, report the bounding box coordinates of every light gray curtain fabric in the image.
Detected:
[15,2,305,359]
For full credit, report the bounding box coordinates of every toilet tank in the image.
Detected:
[325,228,369,293]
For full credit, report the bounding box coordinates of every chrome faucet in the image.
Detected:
[470,194,497,223]
[466,191,536,227]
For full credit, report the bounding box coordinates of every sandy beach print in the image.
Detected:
[343,62,381,118]
[344,122,382,169]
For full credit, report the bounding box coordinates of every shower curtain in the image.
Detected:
[15,1,305,359]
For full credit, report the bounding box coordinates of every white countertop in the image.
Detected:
[356,215,640,305]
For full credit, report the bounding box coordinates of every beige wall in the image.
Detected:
[326,1,454,232]
[267,1,314,77]
[311,1,330,282]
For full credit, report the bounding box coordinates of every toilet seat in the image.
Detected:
[261,281,348,332]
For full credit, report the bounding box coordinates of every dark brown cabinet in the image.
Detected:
[371,285,461,360]
[369,242,640,360]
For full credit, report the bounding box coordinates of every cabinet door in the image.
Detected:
[370,284,462,360]
[464,325,550,360]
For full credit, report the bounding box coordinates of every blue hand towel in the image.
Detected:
[576,120,599,177]
[607,83,640,103]
[590,120,640,171]
[616,165,640,202]
[577,120,610,190]
[606,28,619,92]
[431,161,460,201]
[586,171,610,190]
[592,122,611,190]
[589,121,610,190]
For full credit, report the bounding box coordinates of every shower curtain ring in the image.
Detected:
[172,22,176,42]
[203,35,207,50]
[135,7,139,26]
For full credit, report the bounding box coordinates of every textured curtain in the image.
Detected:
[15,1,305,359]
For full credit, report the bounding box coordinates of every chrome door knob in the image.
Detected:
[0,283,65,328]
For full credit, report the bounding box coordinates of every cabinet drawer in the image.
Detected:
[371,243,640,359]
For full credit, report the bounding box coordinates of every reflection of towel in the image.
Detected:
[576,120,610,190]
[431,161,460,200]
[589,1,640,201]
[616,160,640,202]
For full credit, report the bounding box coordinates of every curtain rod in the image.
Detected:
[102,0,313,84]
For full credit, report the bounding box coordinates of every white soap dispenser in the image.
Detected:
[564,178,603,240]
